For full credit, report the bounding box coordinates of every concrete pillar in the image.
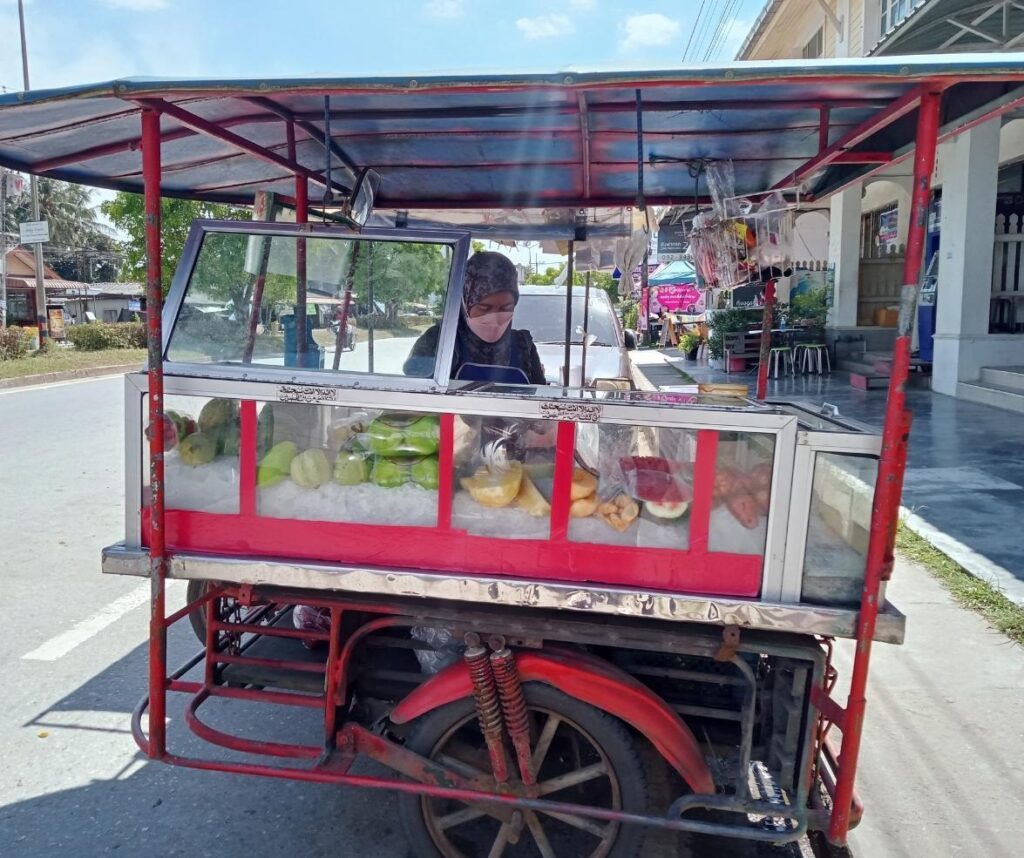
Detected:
[932,118,1000,395]
[828,182,861,328]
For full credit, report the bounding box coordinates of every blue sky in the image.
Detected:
[0,0,765,92]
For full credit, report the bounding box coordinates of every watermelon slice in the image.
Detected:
[618,456,693,504]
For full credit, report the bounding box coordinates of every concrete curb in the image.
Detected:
[0,363,141,391]
[631,351,1024,606]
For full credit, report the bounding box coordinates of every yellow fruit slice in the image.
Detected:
[570,467,598,500]
[512,473,551,518]
[460,461,523,508]
[570,494,599,518]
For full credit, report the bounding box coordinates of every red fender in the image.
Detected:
[390,648,715,795]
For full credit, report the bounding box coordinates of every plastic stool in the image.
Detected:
[801,343,831,374]
[769,346,794,378]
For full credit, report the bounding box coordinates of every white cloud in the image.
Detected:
[516,13,574,40]
[103,0,168,9]
[424,0,464,18]
[620,12,681,51]
[568,0,596,9]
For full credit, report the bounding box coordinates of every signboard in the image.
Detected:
[652,283,703,314]
[3,172,25,197]
[128,299,141,312]
[656,221,688,261]
[47,306,66,339]
[19,220,50,244]
[876,208,898,246]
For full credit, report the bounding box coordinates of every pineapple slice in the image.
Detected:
[512,473,551,517]
[460,461,523,508]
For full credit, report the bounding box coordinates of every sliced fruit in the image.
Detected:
[460,461,523,508]
[512,473,550,517]
[646,500,690,520]
[570,467,598,500]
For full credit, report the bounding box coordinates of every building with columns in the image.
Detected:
[739,1,1024,409]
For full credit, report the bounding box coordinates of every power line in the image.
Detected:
[689,2,719,61]
[706,0,742,61]
[703,0,738,61]
[682,0,709,61]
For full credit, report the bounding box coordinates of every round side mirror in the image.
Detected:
[623,330,638,350]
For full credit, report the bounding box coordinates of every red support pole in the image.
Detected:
[142,106,167,760]
[755,279,776,400]
[827,90,941,845]
[295,168,309,359]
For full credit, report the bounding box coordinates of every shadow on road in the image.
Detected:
[6,630,813,858]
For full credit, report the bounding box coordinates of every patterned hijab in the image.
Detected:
[458,251,519,367]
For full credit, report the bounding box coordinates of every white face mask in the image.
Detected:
[465,310,513,343]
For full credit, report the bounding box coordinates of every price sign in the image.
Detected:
[19,220,50,244]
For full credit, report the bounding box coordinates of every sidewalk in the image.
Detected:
[631,348,1024,605]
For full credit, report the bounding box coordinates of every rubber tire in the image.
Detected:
[397,681,648,858]
[186,579,209,644]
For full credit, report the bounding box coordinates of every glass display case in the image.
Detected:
[121,221,883,615]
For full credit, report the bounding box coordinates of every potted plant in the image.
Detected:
[707,306,756,370]
[679,331,701,360]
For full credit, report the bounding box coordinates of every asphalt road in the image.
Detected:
[3,374,1019,857]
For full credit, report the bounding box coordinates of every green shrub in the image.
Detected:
[620,300,639,331]
[0,326,30,360]
[67,321,147,351]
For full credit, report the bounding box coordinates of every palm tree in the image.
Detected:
[3,177,118,280]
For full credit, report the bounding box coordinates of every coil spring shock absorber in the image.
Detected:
[463,632,509,783]
[489,636,536,786]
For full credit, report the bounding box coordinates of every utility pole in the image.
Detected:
[1,169,7,327]
[19,0,48,345]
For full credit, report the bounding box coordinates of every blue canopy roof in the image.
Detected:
[1,55,1023,209]
[650,261,697,285]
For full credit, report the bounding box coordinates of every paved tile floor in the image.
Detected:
[630,348,1024,603]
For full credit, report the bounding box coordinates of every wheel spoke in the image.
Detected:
[538,762,609,796]
[524,810,557,858]
[487,821,512,858]
[538,808,611,839]
[531,714,561,772]
[435,751,490,781]
[436,805,488,830]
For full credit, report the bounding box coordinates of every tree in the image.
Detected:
[471,240,486,255]
[101,193,250,293]
[354,241,449,324]
[524,261,619,304]
[3,178,119,281]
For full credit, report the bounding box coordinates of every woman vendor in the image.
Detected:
[404,251,547,385]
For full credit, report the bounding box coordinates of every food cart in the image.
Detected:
[4,56,1024,856]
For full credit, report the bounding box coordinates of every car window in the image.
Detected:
[513,294,619,345]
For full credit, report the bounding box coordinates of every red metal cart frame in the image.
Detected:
[6,59,1023,848]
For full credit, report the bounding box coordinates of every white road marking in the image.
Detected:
[22,583,152,661]
[0,373,127,396]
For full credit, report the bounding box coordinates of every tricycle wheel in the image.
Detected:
[398,682,647,858]
[185,579,240,645]
[186,579,209,644]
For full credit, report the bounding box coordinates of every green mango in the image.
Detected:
[218,425,240,457]
[370,457,406,488]
[290,448,333,489]
[334,451,370,486]
[366,417,407,456]
[198,398,238,433]
[410,456,440,490]
[178,431,218,467]
[258,441,298,487]
[405,415,440,455]
[257,405,275,457]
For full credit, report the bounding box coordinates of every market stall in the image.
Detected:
[5,55,1024,854]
